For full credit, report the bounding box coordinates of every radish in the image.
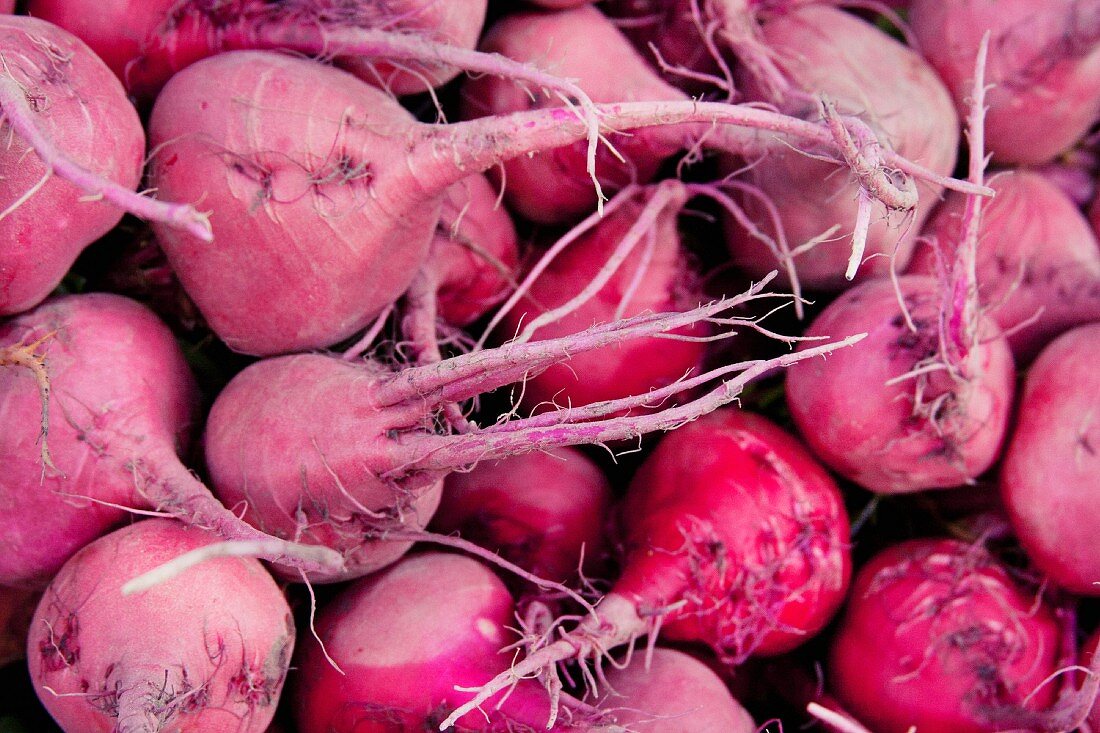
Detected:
[0,15,210,316]
[594,647,756,732]
[430,447,613,587]
[0,293,343,588]
[828,538,1068,733]
[784,275,1014,493]
[1000,323,1100,595]
[432,174,519,330]
[910,0,1100,165]
[908,170,1100,361]
[491,182,710,413]
[722,5,960,290]
[201,284,865,584]
[294,552,570,733]
[146,50,971,356]
[439,407,851,729]
[460,6,689,224]
[28,518,295,733]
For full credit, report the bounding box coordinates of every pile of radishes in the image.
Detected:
[2,0,1099,731]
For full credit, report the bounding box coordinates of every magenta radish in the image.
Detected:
[202,285,865,584]
[145,50,970,356]
[594,647,756,732]
[1000,324,1100,595]
[29,518,295,733]
[439,407,851,729]
[430,447,612,586]
[0,293,343,588]
[785,275,1014,493]
[492,182,710,412]
[293,552,573,733]
[828,538,1066,733]
[910,0,1100,165]
[0,585,37,666]
[908,170,1100,361]
[0,15,209,317]
[722,5,960,289]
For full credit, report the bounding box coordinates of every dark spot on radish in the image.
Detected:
[38,611,79,671]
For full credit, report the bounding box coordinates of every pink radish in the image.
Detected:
[0,293,343,588]
[0,15,209,316]
[29,518,295,733]
[1000,323,1100,595]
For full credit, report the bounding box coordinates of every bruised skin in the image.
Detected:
[0,16,144,316]
[29,520,295,733]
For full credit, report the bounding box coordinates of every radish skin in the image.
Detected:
[28,519,295,733]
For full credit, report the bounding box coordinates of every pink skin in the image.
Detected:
[496,184,709,413]
[0,294,343,588]
[0,0,13,11]
[908,171,1100,362]
[203,290,866,584]
[440,408,851,729]
[724,5,959,290]
[459,6,691,224]
[0,16,208,316]
[595,648,756,732]
[1000,324,1100,596]
[0,585,38,666]
[293,552,568,733]
[429,447,613,586]
[28,519,295,733]
[785,275,1015,494]
[432,175,520,329]
[910,0,1100,166]
[828,538,1063,733]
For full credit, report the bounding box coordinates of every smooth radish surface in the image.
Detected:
[440,408,851,728]
[496,183,708,411]
[0,585,37,666]
[1000,324,1100,595]
[430,447,612,585]
[460,6,691,224]
[433,174,519,328]
[724,5,959,289]
[27,0,489,98]
[785,275,1015,493]
[293,552,559,733]
[829,538,1063,733]
[910,0,1100,165]
[595,648,756,732]
[908,170,1100,361]
[29,519,295,733]
[0,16,141,315]
[203,288,865,583]
[0,293,343,587]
